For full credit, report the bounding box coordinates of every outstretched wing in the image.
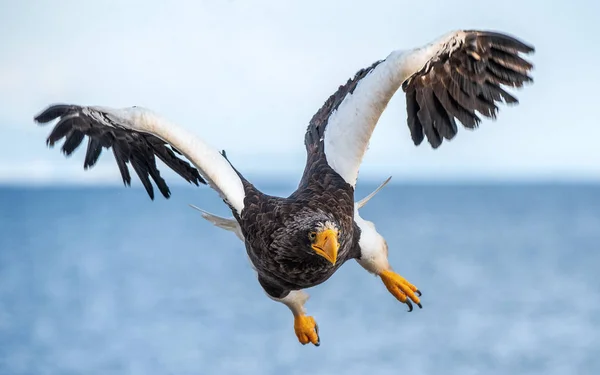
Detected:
[34,104,246,213]
[35,104,202,199]
[303,30,535,187]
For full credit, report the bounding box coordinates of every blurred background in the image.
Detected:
[1,0,599,374]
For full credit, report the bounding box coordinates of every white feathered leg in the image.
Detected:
[267,290,320,346]
[354,211,422,311]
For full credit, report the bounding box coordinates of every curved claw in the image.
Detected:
[380,270,422,311]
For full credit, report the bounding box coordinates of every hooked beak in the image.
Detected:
[311,228,339,265]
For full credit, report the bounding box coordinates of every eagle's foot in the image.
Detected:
[294,315,320,346]
[379,269,422,312]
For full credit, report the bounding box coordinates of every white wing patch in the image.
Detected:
[320,31,466,187]
[322,54,405,187]
[106,106,246,213]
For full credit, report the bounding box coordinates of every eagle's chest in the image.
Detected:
[238,163,357,290]
[244,230,356,290]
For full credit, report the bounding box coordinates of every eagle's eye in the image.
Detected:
[308,231,317,242]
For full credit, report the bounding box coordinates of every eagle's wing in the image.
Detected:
[303,30,535,187]
[34,105,246,213]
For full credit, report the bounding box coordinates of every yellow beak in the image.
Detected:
[311,228,339,265]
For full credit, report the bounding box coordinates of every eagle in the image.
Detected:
[33,30,534,346]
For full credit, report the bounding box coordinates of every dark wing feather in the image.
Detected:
[84,137,103,169]
[61,129,85,156]
[34,104,204,199]
[402,30,534,148]
[406,89,424,145]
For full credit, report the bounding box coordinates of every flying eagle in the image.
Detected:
[33,30,534,346]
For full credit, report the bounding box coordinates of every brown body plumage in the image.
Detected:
[233,149,360,297]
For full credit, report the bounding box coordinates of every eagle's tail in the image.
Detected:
[355,176,392,209]
[188,204,244,242]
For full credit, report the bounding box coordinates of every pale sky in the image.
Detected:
[1,0,598,185]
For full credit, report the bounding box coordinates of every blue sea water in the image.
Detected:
[0,183,598,375]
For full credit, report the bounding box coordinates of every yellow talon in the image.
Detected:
[293,315,320,346]
[379,269,422,311]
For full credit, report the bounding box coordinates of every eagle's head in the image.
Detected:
[286,213,341,265]
[305,220,340,265]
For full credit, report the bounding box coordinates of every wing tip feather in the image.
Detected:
[34,104,78,124]
[404,29,534,149]
[33,104,207,200]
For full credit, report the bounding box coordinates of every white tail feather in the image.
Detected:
[356,176,392,209]
[189,204,245,241]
